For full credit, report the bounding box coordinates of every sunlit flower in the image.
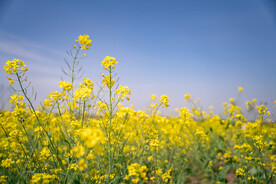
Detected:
[78,34,92,50]
[101,56,118,70]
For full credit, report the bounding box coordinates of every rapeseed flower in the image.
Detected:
[78,34,92,50]
[58,81,73,91]
[101,56,118,70]
[1,34,276,184]
[116,85,131,101]
[159,95,170,108]
[184,93,191,100]
[238,86,243,92]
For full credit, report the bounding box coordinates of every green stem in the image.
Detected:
[70,47,81,120]
[16,73,62,169]
[107,66,113,182]
[81,100,86,128]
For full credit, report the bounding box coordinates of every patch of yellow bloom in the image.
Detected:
[195,129,209,143]
[116,85,131,101]
[101,73,115,88]
[4,59,28,85]
[235,168,245,177]
[78,127,104,148]
[124,163,148,183]
[158,95,170,108]
[238,86,243,92]
[4,58,28,75]
[151,94,157,100]
[73,78,94,101]
[184,93,191,100]
[30,173,57,184]
[161,167,174,183]
[101,56,118,70]
[77,34,92,50]
[58,81,73,91]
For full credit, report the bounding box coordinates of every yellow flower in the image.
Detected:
[195,129,209,143]
[30,173,56,184]
[70,163,78,171]
[184,93,190,101]
[43,99,53,106]
[147,156,153,161]
[4,58,28,84]
[79,128,104,148]
[1,158,14,168]
[101,73,115,89]
[48,91,67,101]
[73,145,85,157]
[161,167,173,183]
[73,78,94,101]
[78,34,92,50]
[0,176,8,183]
[158,95,170,108]
[238,86,243,92]
[116,85,131,101]
[58,81,73,91]
[101,56,118,70]
[79,158,88,171]
[8,79,14,85]
[81,77,94,88]
[235,168,245,177]
[126,163,148,183]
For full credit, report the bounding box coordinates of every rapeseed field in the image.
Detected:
[1,35,275,184]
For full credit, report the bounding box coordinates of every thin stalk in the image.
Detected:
[16,73,62,169]
[70,47,81,120]
[81,100,86,128]
[107,66,113,182]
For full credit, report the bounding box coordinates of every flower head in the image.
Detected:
[102,56,118,70]
[116,85,131,101]
[158,95,170,108]
[184,93,191,101]
[59,81,73,91]
[4,59,28,84]
[101,73,115,89]
[238,87,243,92]
[78,35,92,50]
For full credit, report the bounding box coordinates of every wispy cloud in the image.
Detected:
[0,31,66,77]
[0,30,65,58]
[0,42,54,63]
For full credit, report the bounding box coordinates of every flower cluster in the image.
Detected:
[101,73,115,89]
[30,173,57,184]
[77,34,92,50]
[59,81,73,91]
[78,128,104,148]
[73,78,94,101]
[184,93,191,101]
[124,163,148,183]
[158,95,170,108]
[116,85,131,101]
[4,59,28,84]
[235,168,245,177]
[101,56,118,70]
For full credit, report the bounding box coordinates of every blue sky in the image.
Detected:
[0,0,276,116]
